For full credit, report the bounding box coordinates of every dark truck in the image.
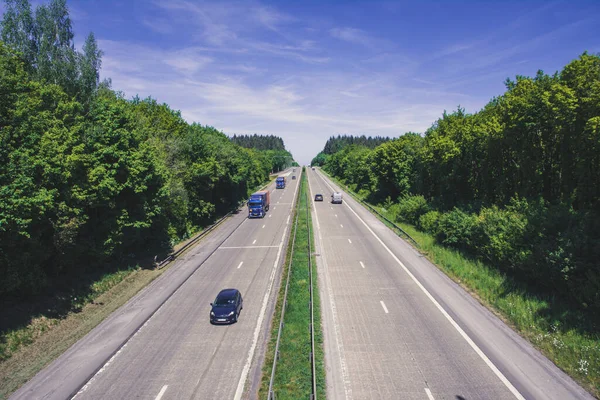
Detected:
[276,176,286,189]
[248,191,270,218]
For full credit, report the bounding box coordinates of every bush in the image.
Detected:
[395,195,430,225]
[436,208,479,253]
[418,210,441,234]
[476,205,529,269]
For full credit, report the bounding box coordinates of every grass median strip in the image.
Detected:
[320,169,599,397]
[260,170,325,399]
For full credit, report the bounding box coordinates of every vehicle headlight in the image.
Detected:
[227,311,235,316]
[210,311,215,316]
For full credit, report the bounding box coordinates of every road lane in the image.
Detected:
[307,168,593,400]
[11,169,300,400]
[72,171,300,400]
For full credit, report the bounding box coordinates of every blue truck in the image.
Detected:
[248,190,270,218]
[276,176,286,189]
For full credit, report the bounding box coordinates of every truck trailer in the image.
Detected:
[276,176,286,189]
[248,191,270,218]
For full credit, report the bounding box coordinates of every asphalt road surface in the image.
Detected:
[307,168,593,400]
[11,169,301,400]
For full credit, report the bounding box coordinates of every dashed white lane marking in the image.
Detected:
[348,239,352,244]
[252,239,257,244]
[220,246,278,249]
[273,206,276,210]
[155,385,168,400]
[335,214,338,217]
[237,261,243,269]
[380,301,389,314]
[317,172,525,400]
[234,224,289,400]
[306,171,352,399]
[360,261,365,269]
[262,224,266,228]
[425,388,435,400]
[340,224,344,228]
[269,214,272,218]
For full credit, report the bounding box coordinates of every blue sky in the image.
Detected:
[5,1,600,164]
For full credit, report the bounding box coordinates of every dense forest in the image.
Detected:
[313,53,600,311]
[311,134,390,166]
[230,134,296,170]
[0,0,294,296]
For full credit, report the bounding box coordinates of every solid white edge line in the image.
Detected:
[318,171,525,400]
[286,215,290,224]
[380,301,389,314]
[360,261,365,269]
[237,261,243,269]
[234,170,301,400]
[307,170,352,400]
[425,387,435,400]
[155,385,168,400]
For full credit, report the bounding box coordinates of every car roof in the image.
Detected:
[217,288,240,297]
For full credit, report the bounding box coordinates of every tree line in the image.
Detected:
[313,53,600,311]
[230,134,296,171]
[0,0,294,296]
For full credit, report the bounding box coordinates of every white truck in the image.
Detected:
[331,192,343,204]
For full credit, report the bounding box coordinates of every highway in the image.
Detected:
[307,168,593,400]
[11,169,301,400]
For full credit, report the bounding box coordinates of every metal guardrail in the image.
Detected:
[155,206,239,269]
[318,169,419,248]
[156,176,277,268]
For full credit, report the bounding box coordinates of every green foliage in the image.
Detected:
[310,151,328,166]
[418,210,441,233]
[394,194,430,225]
[370,133,424,201]
[322,134,389,154]
[435,208,479,252]
[0,37,287,296]
[1,0,103,103]
[230,134,295,172]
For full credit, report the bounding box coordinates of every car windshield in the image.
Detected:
[214,295,236,306]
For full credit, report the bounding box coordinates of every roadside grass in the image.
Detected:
[0,267,135,363]
[0,266,164,400]
[259,172,325,399]
[322,170,600,398]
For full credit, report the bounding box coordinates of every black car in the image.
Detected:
[314,194,323,201]
[210,288,243,324]
[292,175,296,179]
